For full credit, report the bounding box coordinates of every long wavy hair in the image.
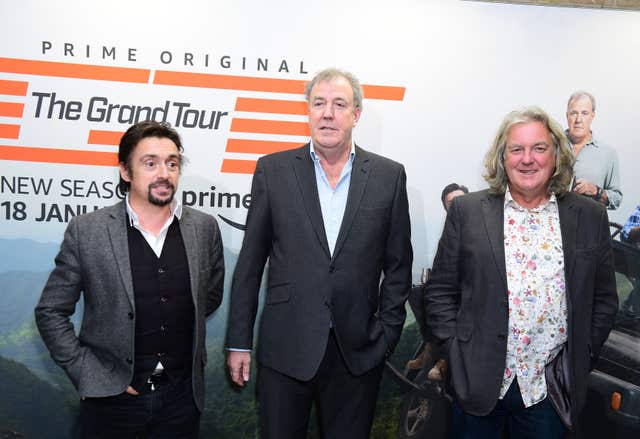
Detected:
[483,106,574,196]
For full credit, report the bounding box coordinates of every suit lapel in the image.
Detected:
[331,145,371,262]
[481,193,508,290]
[558,194,578,297]
[179,208,200,308]
[292,144,331,257]
[107,202,135,308]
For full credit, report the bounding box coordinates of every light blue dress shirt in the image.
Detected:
[310,141,355,256]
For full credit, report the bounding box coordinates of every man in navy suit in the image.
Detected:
[226,68,413,438]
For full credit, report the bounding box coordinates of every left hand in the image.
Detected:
[572,178,598,197]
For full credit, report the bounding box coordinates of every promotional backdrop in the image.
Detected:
[1,1,639,437]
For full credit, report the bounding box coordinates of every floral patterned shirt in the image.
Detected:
[499,189,567,407]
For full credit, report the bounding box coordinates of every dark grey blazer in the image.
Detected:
[226,144,413,380]
[35,201,224,411]
[425,189,618,423]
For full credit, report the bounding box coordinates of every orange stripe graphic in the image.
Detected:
[0,145,117,166]
[0,58,150,83]
[230,118,309,136]
[0,79,28,96]
[0,102,24,118]
[155,70,305,93]
[88,129,124,145]
[155,70,404,101]
[362,84,405,101]
[235,98,307,115]
[221,159,256,174]
[226,138,301,154]
[0,124,20,139]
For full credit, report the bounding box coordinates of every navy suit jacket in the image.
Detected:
[227,144,413,380]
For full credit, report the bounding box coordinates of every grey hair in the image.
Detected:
[304,68,363,112]
[567,90,596,112]
[483,106,574,197]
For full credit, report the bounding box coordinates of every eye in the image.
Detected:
[509,146,523,154]
[167,160,180,170]
[143,160,156,168]
[533,146,547,153]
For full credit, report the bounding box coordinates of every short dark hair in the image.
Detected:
[441,183,469,210]
[118,121,183,194]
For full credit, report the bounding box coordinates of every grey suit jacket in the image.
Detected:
[425,189,618,422]
[226,144,413,380]
[35,201,224,411]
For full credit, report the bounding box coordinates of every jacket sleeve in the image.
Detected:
[34,217,86,388]
[205,216,225,317]
[226,157,272,350]
[424,196,462,354]
[378,165,413,353]
[589,207,618,360]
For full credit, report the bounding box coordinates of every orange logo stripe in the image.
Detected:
[230,118,309,136]
[0,145,117,166]
[226,138,301,154]
[0,57,150,83]
[220,159,257,175]
[0,79,29,96]
[361,84,405,101]
[154,70,306,93]
[235,97,307,115]
[0,123,21,139]
[0,102,25,118]
[88,129,124,145]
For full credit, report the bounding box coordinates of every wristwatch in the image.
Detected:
[594,186,603,201]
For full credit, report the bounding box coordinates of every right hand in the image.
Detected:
[125,386,139,395]
[227,351,251,387]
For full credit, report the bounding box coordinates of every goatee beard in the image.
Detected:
[148,180,175,206]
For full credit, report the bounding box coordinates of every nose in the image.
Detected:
[322,103,334,119]
[157,162,170,177]
[522,148,534,164]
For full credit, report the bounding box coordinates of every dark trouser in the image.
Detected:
[76,376,199,439]
[258,330,384,439]
[452,378,566,439]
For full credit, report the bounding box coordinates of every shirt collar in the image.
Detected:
[565,129,598,149]
[309,140,356,164]
[125,194,182,227]
[504,187,557,212]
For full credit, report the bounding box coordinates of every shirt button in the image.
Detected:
[157,352,165,358]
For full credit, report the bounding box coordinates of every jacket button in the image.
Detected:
[329,266,335,273]
[158,267,166,274]
[160,296,168,303]
[128,312,134,320]
[126,358,132,364]
[498,334,506,340]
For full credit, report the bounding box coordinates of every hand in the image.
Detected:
[572,178,598,197]
[227,351,251,386]
[125,386,139,395]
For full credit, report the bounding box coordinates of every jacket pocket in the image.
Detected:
[266,283,290,305]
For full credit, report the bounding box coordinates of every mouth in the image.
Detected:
[150,180,174,193]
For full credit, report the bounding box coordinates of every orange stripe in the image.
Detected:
[0,102,24,117]
[220,159,256,174]
[226,138,301,154]
[230,118,309,136]
[0,145,117,166]
[155,70,405,101]
[362,84,405,101]
[235,98,307,115]
[0,124,20,139]
[155,70,305,93]
[0,79,28,96]
[88,129,124,145]
[0,58,150,83]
